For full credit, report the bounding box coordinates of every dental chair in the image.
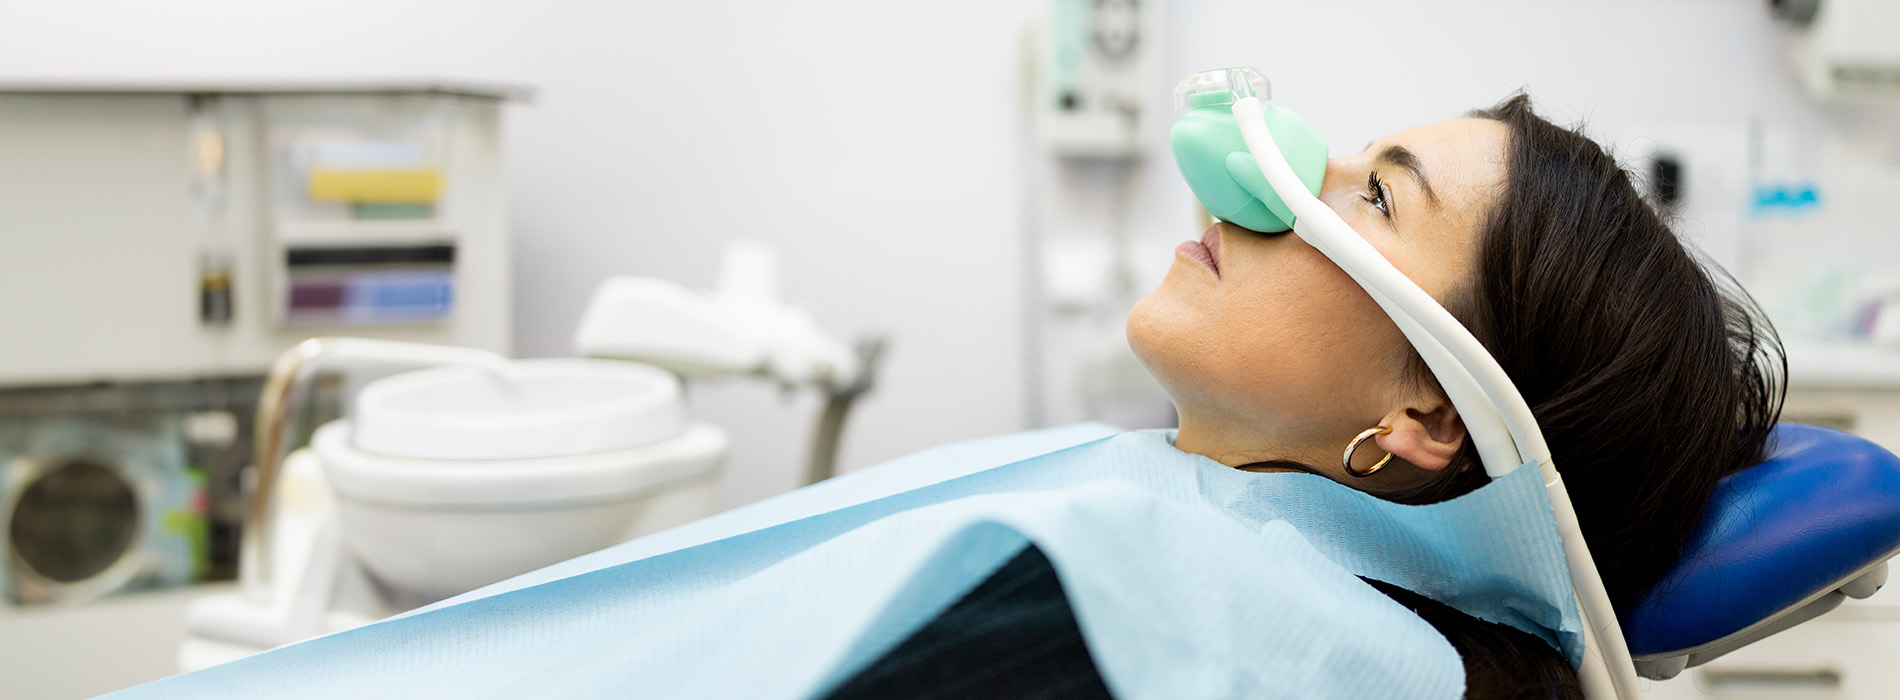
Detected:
[1622,422,1900,681]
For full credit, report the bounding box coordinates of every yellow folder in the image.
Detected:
[308,169,441,204]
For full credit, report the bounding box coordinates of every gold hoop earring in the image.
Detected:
[1343,426,1393,478]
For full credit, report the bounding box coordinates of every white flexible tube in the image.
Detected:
[1549,476,1641,698]
[1230,97,1641,699]
[1344,251,1521,474]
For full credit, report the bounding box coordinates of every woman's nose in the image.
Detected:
[1318,159,1357,203]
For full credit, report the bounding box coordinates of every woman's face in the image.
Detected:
[1128,117,1509,487]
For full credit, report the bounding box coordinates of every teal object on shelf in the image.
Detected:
[1168,68,1328,233]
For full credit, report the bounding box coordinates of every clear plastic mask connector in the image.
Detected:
[1172,67,1271,111]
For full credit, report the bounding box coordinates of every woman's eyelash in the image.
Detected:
[1361,171,1392,218]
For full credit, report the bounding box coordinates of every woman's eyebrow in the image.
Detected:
[1376,144,1440,208]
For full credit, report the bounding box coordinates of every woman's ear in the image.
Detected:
[1374,402,1466,473]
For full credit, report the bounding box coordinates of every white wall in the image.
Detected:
[4,0,1893,507]
[0,0,1038,507]
[453,2,1040,506]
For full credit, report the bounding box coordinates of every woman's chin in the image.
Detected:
[1125,293,1188,392]
[1125,292,1162,365]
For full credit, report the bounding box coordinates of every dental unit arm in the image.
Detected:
[573,240,883,485]
[1169,67,1641,699]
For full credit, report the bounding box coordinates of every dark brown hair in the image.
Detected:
[1394,94,1786,617]
[1238,94,1784,696]
[1365,577,1583,699]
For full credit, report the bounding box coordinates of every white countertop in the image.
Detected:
[1785,338,1900,390]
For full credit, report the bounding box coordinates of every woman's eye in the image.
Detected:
[1361,171,1391,218]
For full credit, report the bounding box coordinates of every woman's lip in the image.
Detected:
[1175,225,1222,278]
[1203,224,1223,269]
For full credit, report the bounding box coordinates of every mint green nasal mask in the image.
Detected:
[1169,67,1329,233]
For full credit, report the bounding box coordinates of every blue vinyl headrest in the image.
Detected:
[1622,424,1900,655]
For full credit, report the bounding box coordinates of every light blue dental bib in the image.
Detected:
[113,426,1580,700]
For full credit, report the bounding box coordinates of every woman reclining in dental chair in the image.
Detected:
[117,92,1836,700]
[1110,92,1780,697]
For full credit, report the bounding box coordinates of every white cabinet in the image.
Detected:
[0,80,526,386]
[1641,607,1900,698]
[0,583,231,699]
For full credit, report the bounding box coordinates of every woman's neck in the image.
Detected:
[1173,412,1317,469]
